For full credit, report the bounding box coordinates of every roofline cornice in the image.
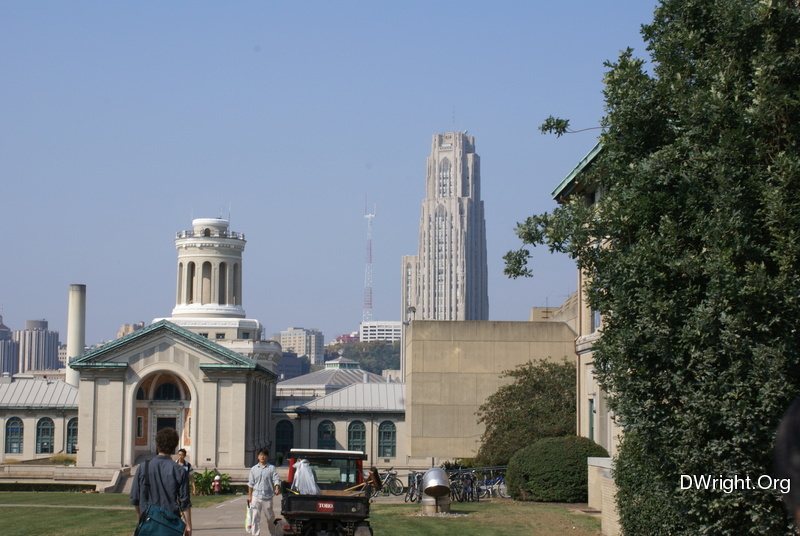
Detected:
[551,141,603,201]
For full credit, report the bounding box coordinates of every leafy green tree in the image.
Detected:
[506,1,800,533]
[476,359,575,466]
[324,340,400,374]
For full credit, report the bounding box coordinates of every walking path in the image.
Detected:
[191,492,405,535]
[191,494,282,535]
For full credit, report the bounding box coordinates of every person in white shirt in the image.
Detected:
[247,448,281,536]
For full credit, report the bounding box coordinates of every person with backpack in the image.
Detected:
[131,428,193,535]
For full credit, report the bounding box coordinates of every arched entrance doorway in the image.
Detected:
[134,372,192,463]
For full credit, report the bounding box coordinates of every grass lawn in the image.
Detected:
[0,492,229,536]
[0,493,601,536]
[369,500,601,536]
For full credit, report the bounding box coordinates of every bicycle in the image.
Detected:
[447,470,479,502]
[404,471,423,503]
[371,467,404,497]
[479,474,508,498]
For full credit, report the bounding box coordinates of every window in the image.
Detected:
[136,387,146,400]
[590,309,601,334]
[215,333,225,340]
[378,421,396,458]
[348,421,366,453]
[154,382,181,400]
[36,418,54,454]
[137,416,144,438]
[5,417,23,454]
[317,420,336,450]
[438,158,452,197]
[66,418,78,454]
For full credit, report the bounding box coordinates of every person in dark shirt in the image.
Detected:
[176,448,195,494]
[131,427,193,535]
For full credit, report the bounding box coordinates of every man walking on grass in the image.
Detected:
[248,448,281,536]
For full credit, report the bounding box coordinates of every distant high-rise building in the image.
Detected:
[0,316,19,375]
[276,351,310,381]
[14,320,60,372]
[359,321,402,343]
[276,327,324,365]
[402,131,489,321]
[117,322,145,339]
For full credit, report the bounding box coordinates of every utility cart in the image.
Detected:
[280,449,376,536]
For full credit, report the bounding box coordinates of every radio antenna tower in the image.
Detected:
[363,198,376,323]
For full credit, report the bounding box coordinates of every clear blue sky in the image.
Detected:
[1,1,658,345]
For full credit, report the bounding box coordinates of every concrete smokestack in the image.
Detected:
[65,284,86,387]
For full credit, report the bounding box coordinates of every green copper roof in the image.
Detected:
[70,320,276,378]
[551,141,602,200]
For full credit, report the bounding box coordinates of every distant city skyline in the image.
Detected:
[1,2,659,345]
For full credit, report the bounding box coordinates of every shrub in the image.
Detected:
[0,483,92,492]
[506,436,608,502]
[613,431,685,535]
[50,454,77,465]
[193,469,231,495]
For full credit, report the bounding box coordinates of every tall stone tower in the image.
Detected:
[156,217,281,370]
[402,132,489,321]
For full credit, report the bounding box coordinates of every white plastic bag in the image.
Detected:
[292,459,321,495]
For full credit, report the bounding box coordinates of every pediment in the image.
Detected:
[70,320,270,376]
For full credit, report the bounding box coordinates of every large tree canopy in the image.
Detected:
[506,1,800,533]
[475,359,575,467]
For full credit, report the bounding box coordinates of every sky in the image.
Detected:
[1,1,659,346]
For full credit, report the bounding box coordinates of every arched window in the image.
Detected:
[378,421,396,458]
[154,382,181,400]
[218,262,228,305]
[136,387,146,400]
[66,418,78,454]
[187,262,196,303]
[317,420,336,450]
[348,421,366,453]
[36,418,54,454]
[5,417,23,454]
[275,420,294,460]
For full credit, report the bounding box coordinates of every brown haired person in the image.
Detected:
[131,428,193,535]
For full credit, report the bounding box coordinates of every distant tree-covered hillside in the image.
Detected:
[324,340,400,375]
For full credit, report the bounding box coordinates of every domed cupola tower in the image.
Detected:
[155,217,281,371]
[172,218,246,319]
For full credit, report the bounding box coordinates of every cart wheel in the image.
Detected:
[354,522,373,536]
